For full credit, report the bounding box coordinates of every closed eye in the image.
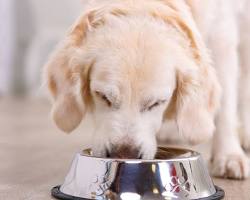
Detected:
[95,91,112,107]
[141,100,167,112]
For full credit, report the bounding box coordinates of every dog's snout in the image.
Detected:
[107,145,141,159]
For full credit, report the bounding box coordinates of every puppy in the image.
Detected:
[44,0,250,179]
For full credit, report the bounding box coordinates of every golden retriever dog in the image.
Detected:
[44,0,250,179]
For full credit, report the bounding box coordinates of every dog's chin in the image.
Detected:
[91,147,107,158]
[141,151,157,160]
[140,146,157,160]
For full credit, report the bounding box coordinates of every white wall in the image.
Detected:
[0,0,16,94]
[0,0,84,95]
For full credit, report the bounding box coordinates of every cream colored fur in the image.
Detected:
[188,0,250,179]
[44,0,250,179]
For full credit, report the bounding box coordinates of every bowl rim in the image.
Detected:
[80,146,201,163]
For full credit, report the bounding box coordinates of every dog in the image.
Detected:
[44,0,250,179]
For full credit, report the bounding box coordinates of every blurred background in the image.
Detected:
[0,0,84,96]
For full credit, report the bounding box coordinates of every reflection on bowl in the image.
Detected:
[52,147,224,200]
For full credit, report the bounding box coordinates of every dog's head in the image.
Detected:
[44,2,220,159]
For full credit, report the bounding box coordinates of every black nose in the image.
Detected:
[107,145,141,159]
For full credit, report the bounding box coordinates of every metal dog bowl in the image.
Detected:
[52,147,224,200]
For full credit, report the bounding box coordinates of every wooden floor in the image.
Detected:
[1,97,250,200]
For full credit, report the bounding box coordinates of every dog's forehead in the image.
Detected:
[91,56,175,95]
[88,17,177,92]
[90,47,174,86]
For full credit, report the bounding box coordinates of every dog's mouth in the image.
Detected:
[105,145,143,159]
[106,152,143,159]
[85,147,194,160]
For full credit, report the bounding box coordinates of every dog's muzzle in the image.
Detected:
[106,144,142,159]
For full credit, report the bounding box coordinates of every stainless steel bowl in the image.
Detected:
[52,147,224,200]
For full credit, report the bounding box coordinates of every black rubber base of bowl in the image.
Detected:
[51,185,225,200]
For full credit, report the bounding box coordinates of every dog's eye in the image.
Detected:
[141,100,166,112]
[95,91,112,107]
[148,102,160,110]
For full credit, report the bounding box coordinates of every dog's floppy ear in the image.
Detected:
[43,11,101,133]
[160,7,221,144]
[174,18,221,144]
[175,64,221,144]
